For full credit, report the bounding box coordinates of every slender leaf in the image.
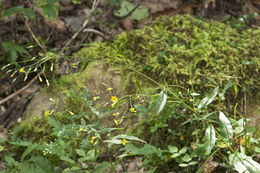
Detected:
[156,90,167,115]
[204,125,215,155]
[219,112,233,145]
[21,144,38,162]
[198,86,219,111]
[112,134,146,143]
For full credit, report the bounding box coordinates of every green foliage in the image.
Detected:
[1,6,35,20]
[114,1,149,20]
[2,41,29,62]
[37,0,60,20]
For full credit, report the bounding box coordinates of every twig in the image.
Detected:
[23,15,47,52]
[61,0,100,54]
[83,28,105,38]
[0,71,43,105]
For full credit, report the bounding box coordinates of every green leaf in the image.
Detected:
[204,125,215,155]
[255,147,260,153]
[21,144,38,162]
[3,41,29,54]
[114,1,148,20]
[179,163,189,167]
[171,152,181,158]
[2,6,35,20]
[198,86,219,111]
[76,149,86,157]
[219,112,233,145]
[182,154,192,162]
[112,134,146,143]
[150,122,168,132]
[168,145,178,153]
[179,147,187,154]
[60,156,75,164]
[41,3,58,20]
[78,150,96,162]
[93,162,110,173]
[155,90,167,115]
[230,153,260,173]
[189,161,198,165]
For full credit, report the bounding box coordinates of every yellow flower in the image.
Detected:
[111,96,118,103]
[122,138,126,146]
[136,95,140,99]
[178,91,182,95]
[39,76,43,82]
[130,108,135,112]
[46,79,50,86]
[20,67,25,73]
[114,119,119,126]
[72,63,76,67]
[69,111,74,115]
[10,74,14,78]
[194,108,198,112]
[180,136,185,141]
[114,118,122,126]
[50,63,53,71]
[79,128,83,131]
[49,98,54,102]
[44,110,50,118]
[113,113,117,116]
[189,98,193,102]
[90,136,96,144]
[111,104,115,108]
[93,97,97,101]
[107,87,113,91]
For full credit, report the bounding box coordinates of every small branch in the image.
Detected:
[0,71,43,105]
[61,0,100,54]
[83,28,105,38]
[23,15,47,53]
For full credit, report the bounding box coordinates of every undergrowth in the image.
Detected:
[0,14,260,173]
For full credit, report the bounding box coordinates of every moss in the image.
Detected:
[75,15,260,96]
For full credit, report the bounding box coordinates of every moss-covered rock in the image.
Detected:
[76,14,260,95]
